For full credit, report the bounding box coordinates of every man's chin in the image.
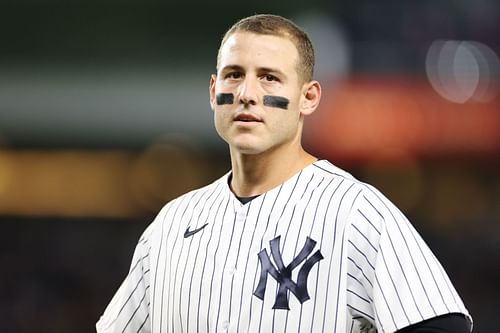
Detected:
[234,147,262,155]
[230,143,265,155]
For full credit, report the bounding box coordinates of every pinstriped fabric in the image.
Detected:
[97,160,471,333]
[96,221,154,333]
[345,180,471,332]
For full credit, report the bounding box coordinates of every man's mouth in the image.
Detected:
[234,113,262,122]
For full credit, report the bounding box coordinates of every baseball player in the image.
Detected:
[96,14,472,332]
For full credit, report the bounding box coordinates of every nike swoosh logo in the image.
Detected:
[184,223,209,238]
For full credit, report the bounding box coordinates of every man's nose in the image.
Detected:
[238,77,258,106]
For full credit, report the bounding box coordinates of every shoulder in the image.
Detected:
[312,160,372,195]
[142,172,230,237]
[313,160,406,228]
[312,160,392,209]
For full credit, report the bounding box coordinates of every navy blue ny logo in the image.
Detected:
[253,236,324,310]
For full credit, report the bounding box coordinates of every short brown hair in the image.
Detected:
[217,14,315,83]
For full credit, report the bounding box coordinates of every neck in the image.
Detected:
[229,145,317,197]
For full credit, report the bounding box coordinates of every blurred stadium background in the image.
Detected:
[0,0,498,332]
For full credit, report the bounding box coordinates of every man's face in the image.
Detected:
[210,32,307,156]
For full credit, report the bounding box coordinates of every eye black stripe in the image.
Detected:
[263,95,289,109]
[216,93,234,105]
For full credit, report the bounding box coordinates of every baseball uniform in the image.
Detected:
[96,160,471,332]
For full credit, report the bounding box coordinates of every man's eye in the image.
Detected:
[227,72,242,79]
[264,74,277,82]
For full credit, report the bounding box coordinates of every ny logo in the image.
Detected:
[253,236,324,310]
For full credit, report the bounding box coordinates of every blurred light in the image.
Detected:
[426,40,500,103]
[0,151,13,195]
[0,144,209,218]
[304,76,500,164]
[294,12,351,81]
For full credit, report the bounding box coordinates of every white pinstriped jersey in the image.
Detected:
[96,160,471,333]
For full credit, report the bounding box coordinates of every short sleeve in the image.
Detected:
[96,228,152,333]
[347,185,471,333]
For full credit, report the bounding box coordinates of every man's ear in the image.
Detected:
[300,80,322,116]
[209,74,217,111]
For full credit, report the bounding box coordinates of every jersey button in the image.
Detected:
[236,210,246,219]
[222,321,230,330]
[228,267,236,275]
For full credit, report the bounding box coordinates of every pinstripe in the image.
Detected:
[206,198,231,332]
[351,224,378,253]
[398,206,457,312]
[347,273,363,289]
[236,193,266,331]
[246,185,282,333]
[349,318,356,333]
[277,171,317,332]
[183,185,222,332]
[433,254,461,310]
[272,170,303,237]
[378,245,411,324]
[197,187,227,333]
[349,189,363,211]
[367,194,428,319]
[348,257,373,287]
[214,205,239,331]
[308,177,343,332]
[185,184,223,331]
[406,219,453,312]
[168,192,202,332]
[374,270,397,330]
[273,172,314,331]
[136,254,150,271]
[113,251,151,325]
[97,160,471,333]
[358,188,440,329]
[312,163,336,175]
[122,285,149,333]
[285,173,328,332]
[357,209,382,235]
[176,188,212,332]
[256,176,300,333]
[216,196,254,330]
[157,195,189,332]
[373,309,384,333]
[283,174,322,332]
[227,201,253,326]
[281,173,315,252]
[150,209,165,331]
[347,304,375,321]
[322,183,355,332]
[136,312,150,333]
[118,276,145,324]
[364,189,440,321]
[362,194,384,219]
[347,279,373,305]
[394,208,440,314]
[306,177,337,238]
[349,240,375,270]
[348,289,371,305]
[382,217,425,320]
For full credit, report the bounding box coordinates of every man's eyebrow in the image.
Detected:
[258,67,284,75]
[219,65,285,76]
[220,65,244,73]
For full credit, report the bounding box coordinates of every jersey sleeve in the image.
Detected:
[96,227,152,333]
[346,185,472,333]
